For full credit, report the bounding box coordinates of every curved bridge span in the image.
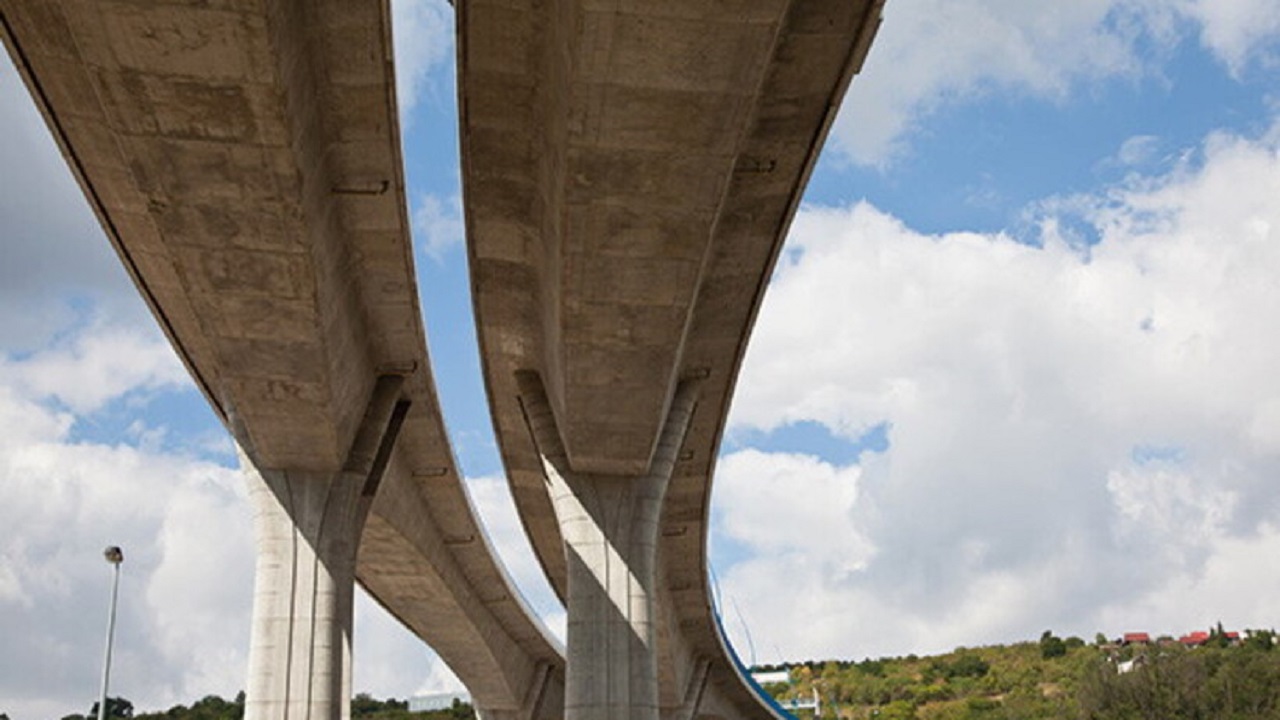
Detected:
[458,1,881,717]
[1,0,882,718]
[0,2,563,717]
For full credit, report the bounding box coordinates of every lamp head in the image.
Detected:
[103,546,123,565]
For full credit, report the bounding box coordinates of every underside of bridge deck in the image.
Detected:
[458,0,884,718]
[1,1,565,717]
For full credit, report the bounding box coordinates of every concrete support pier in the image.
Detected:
[520,374,699,720]
[241,376,410,720]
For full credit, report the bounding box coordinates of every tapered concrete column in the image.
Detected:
[519,373,699,720]
[241,376,410,720]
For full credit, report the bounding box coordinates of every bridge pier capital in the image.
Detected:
[519,372,700,720]
[241,376,410,720]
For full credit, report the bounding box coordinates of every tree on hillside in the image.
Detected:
[1245,629,1275,652]
[88,698,134,720]
[1040,631,1066,659]
[874,699,917,719]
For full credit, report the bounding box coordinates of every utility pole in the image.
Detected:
[97,546,124,720]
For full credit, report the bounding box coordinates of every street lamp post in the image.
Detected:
[98,546,124,720]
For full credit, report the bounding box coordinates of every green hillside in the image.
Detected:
[55,693,474,720]
[756,628,1280,719]
[34,629,1279,720]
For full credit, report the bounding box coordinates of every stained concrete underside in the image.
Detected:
[459,0,882,718]
[0,1,563,717]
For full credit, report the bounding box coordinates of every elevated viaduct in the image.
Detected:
[459,1,881,717]
[1,2,562,718]
[1,0,882,719]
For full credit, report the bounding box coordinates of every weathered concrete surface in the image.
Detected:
[0,1,563,716]
[459,1,883,718]
[521,374,700,720]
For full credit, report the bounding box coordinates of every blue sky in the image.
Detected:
[4,1,1280,717]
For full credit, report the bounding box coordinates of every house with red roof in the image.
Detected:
[1179,631,1210,647]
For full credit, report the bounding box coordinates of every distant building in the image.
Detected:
[1179,630,1209,646]
[1117,655,1148,674]
[1122,632,1151,645]
[408,692,470,713]
[751,670,791,686]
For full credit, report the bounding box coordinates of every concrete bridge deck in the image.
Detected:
[0,1,563,717]
[459,0,882,717]
[4,0,884,717]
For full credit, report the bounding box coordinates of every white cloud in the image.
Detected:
[0,358,461,718]
[354,587,453,699]
[713,450,872,578]
[391,0,454,121]
[836,0,1280,167]
[1181,0,1280,75]
[1094,522,1280,634]
[1115,134,1162,166]
[0,377,251,718]
[717,119,1280,661]
[466,475,566,639]
[0,314,449,716]
[838,0,1178,166]
[412,193,466,262]
[146,474,254,699]
[2,323,188,414]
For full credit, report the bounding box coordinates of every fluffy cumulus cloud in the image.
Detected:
[2,324,190,415]
[391,0,455,120]
[467,475,568,641]
[353,589,464,699]
[716,120,1280,661]
[412,193,466,262]
[0,371,253,719]
[838,0,1280,166]
[0,336,465,719]
[1182,0,1280,74]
